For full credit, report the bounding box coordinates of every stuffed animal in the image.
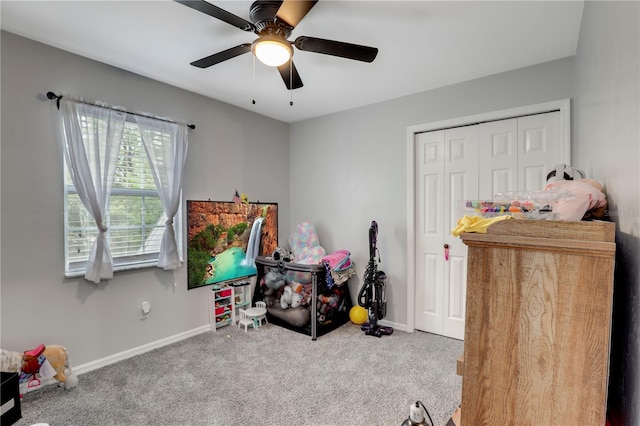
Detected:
[289,281,312,306]
[544,178,608,221]
[1,344,78,392]
[264,269,285,291]
[272,246,293,262]
[280,285,304,309]
[317,293,340,310]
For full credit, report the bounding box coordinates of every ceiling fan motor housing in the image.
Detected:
[250,1,292,36]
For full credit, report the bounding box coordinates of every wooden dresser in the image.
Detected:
[459,220,616,425]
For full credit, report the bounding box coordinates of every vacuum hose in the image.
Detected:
[358,259,376,308]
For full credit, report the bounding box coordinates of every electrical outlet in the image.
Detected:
[141,301,151,316]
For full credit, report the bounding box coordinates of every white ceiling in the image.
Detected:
[1,0,584,123]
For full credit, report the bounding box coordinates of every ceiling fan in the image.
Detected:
[175,0,379,90]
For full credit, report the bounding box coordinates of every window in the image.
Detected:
[64,120,182,276]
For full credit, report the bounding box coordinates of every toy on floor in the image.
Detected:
[1,344,78,394]
[349,306,368,325]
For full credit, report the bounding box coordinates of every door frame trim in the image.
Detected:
[405,99,571,333]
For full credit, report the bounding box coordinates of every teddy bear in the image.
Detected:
[263,268,286,296]
[280,285,304,309]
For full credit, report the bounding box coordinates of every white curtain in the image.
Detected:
[134,116,188,270]
[60,99,125,283]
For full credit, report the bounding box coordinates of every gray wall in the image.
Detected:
[289,57,576,327]
[573,2,640,425]
[1,31,291,366]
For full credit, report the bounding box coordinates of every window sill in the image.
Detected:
[65,260,159,279]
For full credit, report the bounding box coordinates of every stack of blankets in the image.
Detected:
[321,249,356,288]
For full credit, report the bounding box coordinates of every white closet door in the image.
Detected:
[478,118,518,199]
[442,126,478,339]
[414,127,477,339]
[518,112,561,191]
[414,130,445,334]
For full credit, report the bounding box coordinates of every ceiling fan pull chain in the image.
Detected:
[252,55,256,105]
[289,60,294,106]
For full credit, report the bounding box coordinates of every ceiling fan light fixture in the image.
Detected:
[252,37,293,67]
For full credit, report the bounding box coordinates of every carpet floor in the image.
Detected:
[15,322,463,426]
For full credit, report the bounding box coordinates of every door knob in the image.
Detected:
[444,244,449,261]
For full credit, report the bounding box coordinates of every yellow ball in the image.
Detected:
[349,306,368,325]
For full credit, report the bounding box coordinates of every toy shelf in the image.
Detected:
[230,280,252,318]
[209,286,235,331]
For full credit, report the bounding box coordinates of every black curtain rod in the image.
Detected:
[46,92,195,130]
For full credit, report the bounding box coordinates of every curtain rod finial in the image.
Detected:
[46,91,62,109]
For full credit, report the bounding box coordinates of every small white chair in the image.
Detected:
[255,301,268,326]
[237,309,256,332]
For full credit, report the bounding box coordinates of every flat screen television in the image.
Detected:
[186,200,278,290]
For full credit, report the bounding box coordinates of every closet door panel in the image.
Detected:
[518,112,561,191]
[478,118,518,199]
[414,131,445,334]
[443,126,478,339]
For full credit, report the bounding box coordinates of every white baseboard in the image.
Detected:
[378,319,407,332]
[73,325,211,376]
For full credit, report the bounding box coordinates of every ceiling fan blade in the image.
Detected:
[277,61,304,90]
[190,44,252,68]
[175,0,256,32]
[294,36,378,62]
[276,0,318,29]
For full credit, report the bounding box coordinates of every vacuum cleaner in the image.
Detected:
[358,221,393,337]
